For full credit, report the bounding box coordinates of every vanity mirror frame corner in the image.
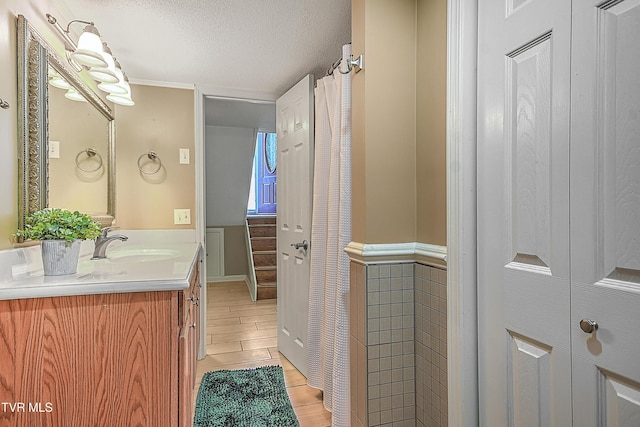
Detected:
[16,14,116,231]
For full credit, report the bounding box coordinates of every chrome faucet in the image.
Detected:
[91,227,128,259]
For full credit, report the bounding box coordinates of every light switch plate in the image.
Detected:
[49,140,60,159]
[173,209,191,225]
[179,148,190,164]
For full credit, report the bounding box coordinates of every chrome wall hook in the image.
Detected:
[338,54,364,74]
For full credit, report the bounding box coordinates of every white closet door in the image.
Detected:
[570,1,640,425]
[477,0,572,424]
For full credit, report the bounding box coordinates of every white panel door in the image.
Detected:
[571,1,640,425]
[276,74,314,377]
[477,0,572,425]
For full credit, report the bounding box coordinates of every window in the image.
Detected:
[247,132,277,214]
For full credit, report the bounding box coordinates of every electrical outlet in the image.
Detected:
[179,148,190,164]
[49,140,60,159]
[173,209,191,225]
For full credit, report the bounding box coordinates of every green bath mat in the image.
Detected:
[193,365,300,427]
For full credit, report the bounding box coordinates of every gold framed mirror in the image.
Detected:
[17,15,115,231]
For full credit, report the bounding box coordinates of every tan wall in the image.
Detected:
[355,0,418,244]
[416,0,447,246]
[221,225,249,276]
[351,0,366,243]
[351,0,447,247]
[115,84,195,229]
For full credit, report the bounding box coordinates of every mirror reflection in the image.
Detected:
[47,64,110,215]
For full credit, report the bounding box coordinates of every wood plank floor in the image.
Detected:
[195,281,332,426]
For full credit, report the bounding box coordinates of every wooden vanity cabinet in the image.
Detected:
[179,260,200,427]
[0,261,201,427]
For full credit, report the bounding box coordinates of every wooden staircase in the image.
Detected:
[248,217,277,300]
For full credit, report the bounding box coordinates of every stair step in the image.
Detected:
[255,267,277,283]
[247,216,277,225]
[257,281,276,287]
[251,237,276,251]
[257,282,277,300]
[248,216,277,300]
[253,251,276,267]
[248,224,276,238]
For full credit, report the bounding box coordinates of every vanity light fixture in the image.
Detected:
[46,13,134,106]
[48,68,72,90]
[97,59,127,95]
[107,93,135,106]
[49,75,72,90]
[64,87,87,102]
[106,75,135,106]
[105,73,135,107]
[86,43,119,84]
[72,23,107,68]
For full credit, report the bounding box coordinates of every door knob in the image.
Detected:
[291,240,308,251]
[579,319,598,334]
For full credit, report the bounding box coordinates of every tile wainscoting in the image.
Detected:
[350,260,447,427]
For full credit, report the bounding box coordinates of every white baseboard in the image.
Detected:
[207,274,247,283]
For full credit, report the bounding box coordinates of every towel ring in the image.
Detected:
[75,148,103,173]
[137,151,162,175]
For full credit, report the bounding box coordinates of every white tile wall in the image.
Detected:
[350,261,447,427]
[366,262,416,427]
[415,264,447,427]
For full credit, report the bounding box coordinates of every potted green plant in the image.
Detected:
[15,208,102,276]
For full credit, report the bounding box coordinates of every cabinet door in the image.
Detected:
[191,263,201,384]
[178,264,200,427]
[0,292,176,427]
[179,306,193,427]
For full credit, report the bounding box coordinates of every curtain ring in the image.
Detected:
[75,148,103,173]
[137,151,162,175]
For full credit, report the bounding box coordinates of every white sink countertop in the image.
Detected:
[0,241,202,300]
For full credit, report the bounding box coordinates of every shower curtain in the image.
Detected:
[306,45,352,427]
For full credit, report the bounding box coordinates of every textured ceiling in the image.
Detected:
[52,0,351,97]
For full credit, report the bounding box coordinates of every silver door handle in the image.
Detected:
[291,240,308,251]
[579,319,598,334]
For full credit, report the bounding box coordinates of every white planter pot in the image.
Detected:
[41,239,81,276]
